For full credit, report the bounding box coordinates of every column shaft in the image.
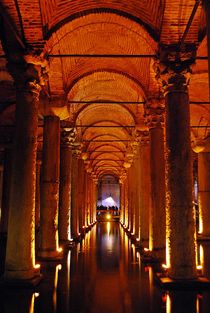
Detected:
[59,145,72,242]
[39,116,61,259]
[165,84,197,279]
[71,153,79,238]
[139,139,151,246]
[149,126,166,259]
[0,149,12,236]
[5,83,40,281]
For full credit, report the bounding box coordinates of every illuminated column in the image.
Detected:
[35,157,41,251]
[4,61,43,283]
[145,104,166,260]
[39,115,61,260]
[78,158,85,234]
[119,181,124,223]
[157,58,197,279]
[139,132,151,246]
[0,149,12,236]
[124,177,129,227]
[92,178,98,222]
[84,171,89,226]
[71,146,80,239]
[198,152,210,238]
[58,129,74,243]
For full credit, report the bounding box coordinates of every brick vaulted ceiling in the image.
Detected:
[0,0,209,177]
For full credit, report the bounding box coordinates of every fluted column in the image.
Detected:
[59,129,75,243]
[39,115,61,260]
[4,60,44,283]
[157,58,197,279]
[198,152,210,238]
[139,132,151,247]
[145,104,166,260]
[0,149,12,236]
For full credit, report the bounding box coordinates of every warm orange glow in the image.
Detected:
[162,263,170,270]
[166,293,171,313]
[57,247,63,253]
[166,237,171,269]
[34,264,40,269]
[57,264,62,270]
[136,238,140,242]
[106,214,111,220]
[197,265,203,270]
[144,247,150,252]
[34,293,40,298]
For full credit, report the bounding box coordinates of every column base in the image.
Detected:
[37,249,63,261]
[1,269,42,287]
[155,272,210,290]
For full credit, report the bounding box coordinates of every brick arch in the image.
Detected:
[40,1,165,41]
[67,71,145,124]
[45,13,159,97]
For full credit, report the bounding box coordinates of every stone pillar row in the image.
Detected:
[1,60,96,285]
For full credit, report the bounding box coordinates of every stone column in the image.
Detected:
[39,115,61,260]
[139,132,151,247]
[59,129,74,243]
[35,157,41,252]
[4,60,44,283]
[157,59,197,279]
[0,149,12,236]
[78,158,85,234]
[145,104,166,260]
[71,147,80,239]
[198,152,210,238]
[124,177,129,228]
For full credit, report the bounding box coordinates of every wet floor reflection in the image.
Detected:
[1,223,210,313]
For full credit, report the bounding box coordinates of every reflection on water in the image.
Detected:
[1,223,210,313]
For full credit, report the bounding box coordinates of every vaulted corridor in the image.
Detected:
[1,0,210,310]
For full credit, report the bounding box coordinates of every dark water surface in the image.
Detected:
[1,222,210,313]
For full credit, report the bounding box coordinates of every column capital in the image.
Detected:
[61,127,77,148]
[144,106,165,129]
[140,131,150,145]
[7,54,48,98]
[154,45,195,96]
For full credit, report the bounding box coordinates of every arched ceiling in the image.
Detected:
[0,0,209,178]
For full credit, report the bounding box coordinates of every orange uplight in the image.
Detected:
[34,292,40,298]
[34,264,40,269]
[197,265,203,270]
[144,247,150,252]
[162,263,169,270]
[57,264,62,270]
[106,214,111,220]
[57,247,63,253]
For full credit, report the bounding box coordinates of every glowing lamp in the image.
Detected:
[57,247,63,253]
[34,293,40,298]
[144,248,150,252]
[197,265,203,270]
[57,264,62,270]
[106,214,111,220]
[162,263,169,269]
[34,264,40,269]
